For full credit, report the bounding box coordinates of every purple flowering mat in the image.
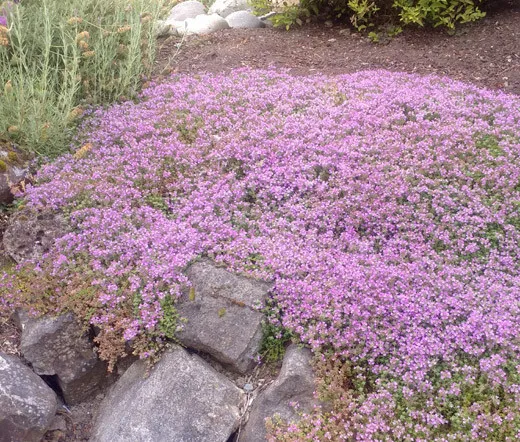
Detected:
[6,69,520,439]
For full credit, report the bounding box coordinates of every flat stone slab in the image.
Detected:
[19,311,110,404]
[239,345,316,442]
[3,208,67,263]
[91,347,244,442]
[0,352,58,442]
[177,259,272,373]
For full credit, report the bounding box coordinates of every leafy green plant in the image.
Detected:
[394,0,486,29]
[251,0,486,34]
[347,0,380,30]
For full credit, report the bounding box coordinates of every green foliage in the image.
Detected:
[251,0,486,33]
[188,286,196,301]
[259,296,295,362]
[347,0,380,30]
[158,295,179,339]
[145,193,170,214]
[475,133,504,158]
[0,0,166,158]
[394,0,486,29]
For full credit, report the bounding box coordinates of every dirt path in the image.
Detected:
[154,0,520,95]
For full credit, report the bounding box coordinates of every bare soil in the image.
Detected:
[154,0,520,95]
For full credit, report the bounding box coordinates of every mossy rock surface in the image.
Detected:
[0,140,30,204]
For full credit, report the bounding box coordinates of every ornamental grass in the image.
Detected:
[0,0,165,158]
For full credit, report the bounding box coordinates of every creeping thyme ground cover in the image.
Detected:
[2,69,520,440]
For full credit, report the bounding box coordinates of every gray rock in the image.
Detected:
[0,240,14,270]
[181,14,230,35]
[0,146,28,205]
[239,345,316,442]
[226,11,265,29]
[154,19,171,37]
[3,208,67,263]
[209,0,251,18]
[0,352,58,442]
[91,347,244,442]
[19,311,111,405]
[167,0,205,21]
[166,19,189,36]
[177,259,272,373]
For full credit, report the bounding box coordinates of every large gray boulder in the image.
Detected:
[239,345,316,442]
[0,146,27,205]
[3,208,67,263]
[209,0,251,17]
[181,14,230,35]
[226,11,265,28]
[91,347,244,442]
[167,0,205,21]
[19,311,110,405]
[0,352,58,442]
[177,259,272,373]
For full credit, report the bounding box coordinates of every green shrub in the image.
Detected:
[0,0,166,158]
[252,0,486,32]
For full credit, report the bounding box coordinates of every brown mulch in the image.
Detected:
[154,0,520,95]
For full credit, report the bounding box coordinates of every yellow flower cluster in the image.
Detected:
[4,80,12,94]
[140,13,152,24]
[67,106,84,122]
[73,142,93,159]
[82,50,95,58]
[0,25,9,47]
[117,25,131,34]
[40,122,50,141]
[78,40,89,50]
[76,30,90,41]
[67,17,83,25]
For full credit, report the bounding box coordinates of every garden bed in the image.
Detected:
[1,1,520,440]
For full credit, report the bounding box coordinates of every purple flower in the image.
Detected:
[3,69,520,439]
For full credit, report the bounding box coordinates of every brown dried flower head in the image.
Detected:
[78,40,89,50]
[75,31,90,42]
[117,25,131,34]
[67,17,83,25]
